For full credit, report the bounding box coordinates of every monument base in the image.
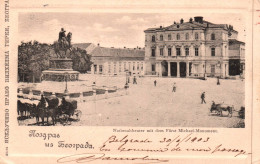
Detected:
[42,70,79,81]
[41,58,79,82]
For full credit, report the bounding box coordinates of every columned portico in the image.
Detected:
[186,62,189,77]
[177,62,180,77]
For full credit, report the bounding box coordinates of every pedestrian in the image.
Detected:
[201,92,206,104]
[133,76,137,84]
[154,80,157,86]
[172,82,176,92]
[217,77,220,85]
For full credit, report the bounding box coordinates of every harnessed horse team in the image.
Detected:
[17,95,79,125]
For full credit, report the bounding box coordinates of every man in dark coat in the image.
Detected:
[58,28,66,48]
[39,94,46,108]
[133,76,137,84]
[172,82,176,92]
[201,92,206,104]
[59,28,66,41]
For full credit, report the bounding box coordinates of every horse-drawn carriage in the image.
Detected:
[209,101,233,117]
[17,95,82,125]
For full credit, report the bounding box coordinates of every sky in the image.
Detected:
[19,13,246,48]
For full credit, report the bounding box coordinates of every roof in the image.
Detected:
[90,46,145,59]
[72,43,92,50]
[229,39,245,45]
[144,19,237,33]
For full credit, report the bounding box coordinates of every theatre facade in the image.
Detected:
[144,16,245,78]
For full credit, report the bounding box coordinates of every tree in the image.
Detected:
[18,41,92,82]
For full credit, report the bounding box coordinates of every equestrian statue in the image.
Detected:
[53,28,73,58]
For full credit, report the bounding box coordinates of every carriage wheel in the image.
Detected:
[60,114,69,125]
[75,110,82,120]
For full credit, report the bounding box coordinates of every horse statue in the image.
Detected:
[53,32,72,58]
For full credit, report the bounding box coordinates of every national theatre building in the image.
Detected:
[144,16,245,78]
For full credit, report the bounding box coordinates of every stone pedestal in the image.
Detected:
[42,58,79,82]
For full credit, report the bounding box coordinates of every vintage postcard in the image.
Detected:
[0,0,260,163]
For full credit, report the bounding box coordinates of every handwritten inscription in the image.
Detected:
[57,133,250,163]
[57,153,169,163]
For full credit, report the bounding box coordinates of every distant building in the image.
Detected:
[73,43,145,76]
[144,16,245,78]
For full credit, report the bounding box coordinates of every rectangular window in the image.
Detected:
[137,62,139,70]
[211,48,215,56]
[128,62,131,70]
[119,62,121,72]
[99,65,103,73]
[141,63,143,71]
[94,65,97,73]
[151,49,155,57]
[195,48,199,56]
[114,63,116,73]
[168,48,171,56]
[195,33,199,40]
[133,62,135,70]
[176,48,181,56]
[211,65,215,74]
[108,64,111,73]
[151,64,155,72]
[160,48,163,56]
[185,48,189,56]
[124,62,126,71]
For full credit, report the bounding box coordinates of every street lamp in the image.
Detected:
[64,72,68,93]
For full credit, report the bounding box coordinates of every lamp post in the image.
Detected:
[64,72,68,93]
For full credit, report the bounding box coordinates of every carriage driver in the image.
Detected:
[40,94,46,107]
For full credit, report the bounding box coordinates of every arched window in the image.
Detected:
[211,33,215,40]
[176,34,180,40]
[152,35,155,42]
[168,34,172,40]
[160,35,163,41]
[185,33,189,40]
[195,33,199,40]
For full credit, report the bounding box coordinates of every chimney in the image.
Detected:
[160,26,162,28]
[189,18,193,23]
[194,16,203,23]
[180,18,184,24]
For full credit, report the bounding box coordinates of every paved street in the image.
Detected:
[18,74,245,127]
[75,75,245,127]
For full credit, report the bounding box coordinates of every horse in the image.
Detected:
[35,98,48,125]
[17,100,27,117]
[53,32,72,58]
[45,96,60,125]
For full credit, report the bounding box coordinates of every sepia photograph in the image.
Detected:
[2,0,260,164]
[16,13,246,127]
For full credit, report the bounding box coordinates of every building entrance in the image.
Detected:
[180,62,186,77]
[229,59,240,76]
[161,60,168,76]
[170,62,177,77]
